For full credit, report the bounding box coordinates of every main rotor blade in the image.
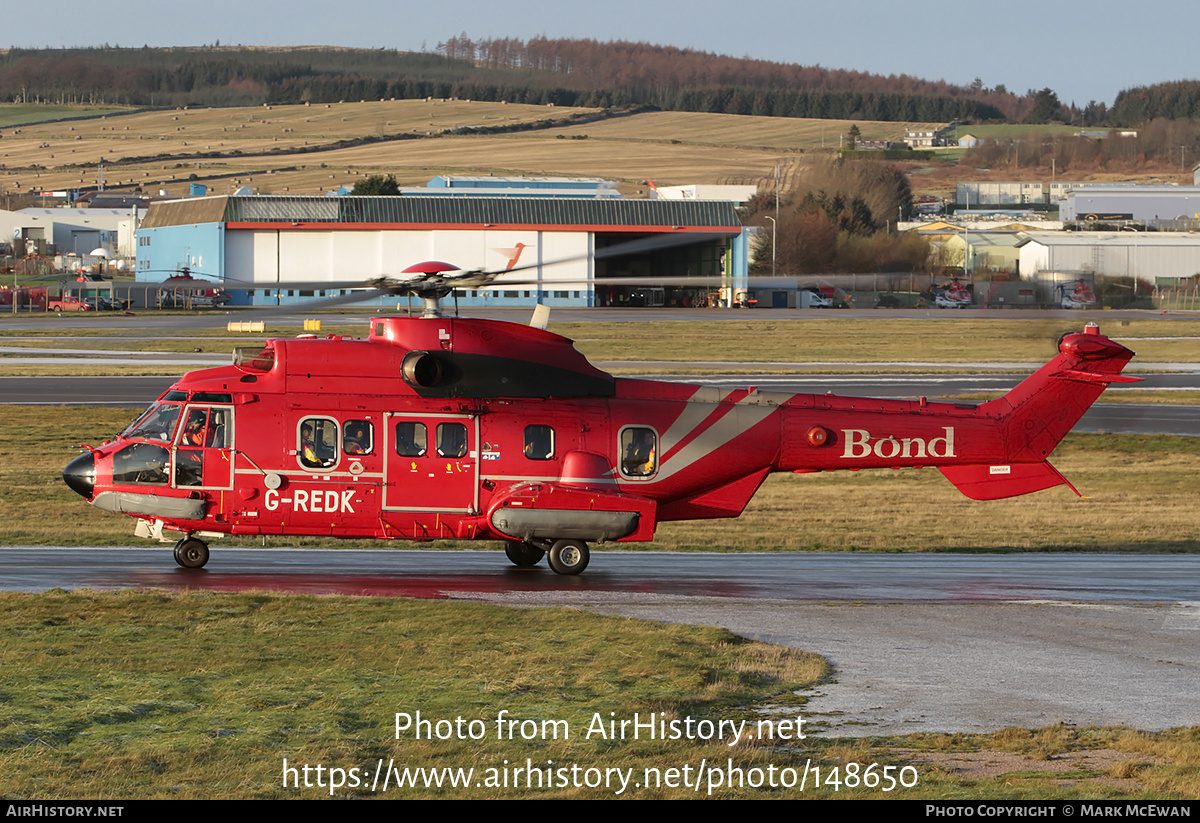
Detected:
[241,288,393,316]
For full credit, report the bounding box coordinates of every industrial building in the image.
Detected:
[1017,232,1200,285]
[1058,185,1200,222]
[0,207,139,258]
[135,194,749,308]
[941,232,1025,274]
[955,182,1045,206]
[411,176,621,198]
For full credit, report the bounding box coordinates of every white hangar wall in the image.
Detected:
[225,228,594,289]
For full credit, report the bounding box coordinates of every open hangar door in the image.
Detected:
[593,232,732,308]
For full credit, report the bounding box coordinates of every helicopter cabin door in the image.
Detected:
[171,403,234,490]
[383,412,479,514]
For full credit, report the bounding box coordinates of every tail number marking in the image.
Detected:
[265,489,356,513]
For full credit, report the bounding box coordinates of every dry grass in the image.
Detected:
[890,726,1200,798]
[557,317,1200,364]
[546,110,934,151]
[9,316,1200,376]
[0,101,934,195]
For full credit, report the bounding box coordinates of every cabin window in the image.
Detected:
[619,427,657,478]
[395,421,426,457]
[298,417,339,469]
[524,425,554,460]
[343,420,374,455]
[436,423,468,458]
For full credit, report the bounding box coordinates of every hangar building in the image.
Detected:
[136,194,748,308]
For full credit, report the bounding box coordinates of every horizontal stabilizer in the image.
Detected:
[938,462,1080,501]
[1057,368,1143,385]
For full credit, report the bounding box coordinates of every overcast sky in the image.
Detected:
[27,0,1200,108]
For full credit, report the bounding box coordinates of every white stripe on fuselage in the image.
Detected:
[653,389,778,482]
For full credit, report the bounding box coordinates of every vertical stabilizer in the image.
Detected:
[939,324,1137,500]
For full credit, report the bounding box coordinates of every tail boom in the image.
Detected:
[776,324,1135,501]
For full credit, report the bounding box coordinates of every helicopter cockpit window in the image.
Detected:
[620,427,657,478]
[113,443,170,485]
[395,422,427,457]
[298,417,338,469]
[437,423,468,459]
[177,407,230,449]
[343,420,374,455]
[524,425,554,460]
[123,402,182,442]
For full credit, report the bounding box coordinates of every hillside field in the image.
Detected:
[0,101,937,196]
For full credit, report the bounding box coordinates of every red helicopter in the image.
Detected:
[62,262,1138,575]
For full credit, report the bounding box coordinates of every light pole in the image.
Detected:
[764,216,776,278]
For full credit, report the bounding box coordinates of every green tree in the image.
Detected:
[350,174,401,196]
[1027,88,1063,124]
[845,124,861,149]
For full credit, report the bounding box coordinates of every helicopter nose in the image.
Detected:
[63,452,96,499]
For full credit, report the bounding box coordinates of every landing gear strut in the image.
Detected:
[504,540,545,568]
[173,536,209,569]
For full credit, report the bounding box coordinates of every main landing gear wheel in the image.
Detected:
[548,539,589,576]
[173,537,209,569]
[504,540,546,568]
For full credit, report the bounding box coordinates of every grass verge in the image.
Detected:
[0,589,827,799]
[3,316,1199,368]
[2,590,1195,800]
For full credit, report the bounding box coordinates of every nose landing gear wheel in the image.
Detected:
[504,540,546,568]
[548,539,589,575]
[173,537,210,569]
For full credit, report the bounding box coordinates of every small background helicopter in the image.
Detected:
[62,250,1138,575]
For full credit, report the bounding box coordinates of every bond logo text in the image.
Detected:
[841,427,956,460]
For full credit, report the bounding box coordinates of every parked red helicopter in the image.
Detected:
[63,263,1138,574]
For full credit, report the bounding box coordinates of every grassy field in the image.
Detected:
[0,101,937,195]
[944,124,1082,142]
[556,316,1200,365]
[0,589,830,799]
[3,100,1183,200]
[1,589,1196,800]
[0,103,136,128]
[3,316,1199,369]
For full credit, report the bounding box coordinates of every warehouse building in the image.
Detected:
[1017,232,1200,285]
[1058,185,1200,222]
